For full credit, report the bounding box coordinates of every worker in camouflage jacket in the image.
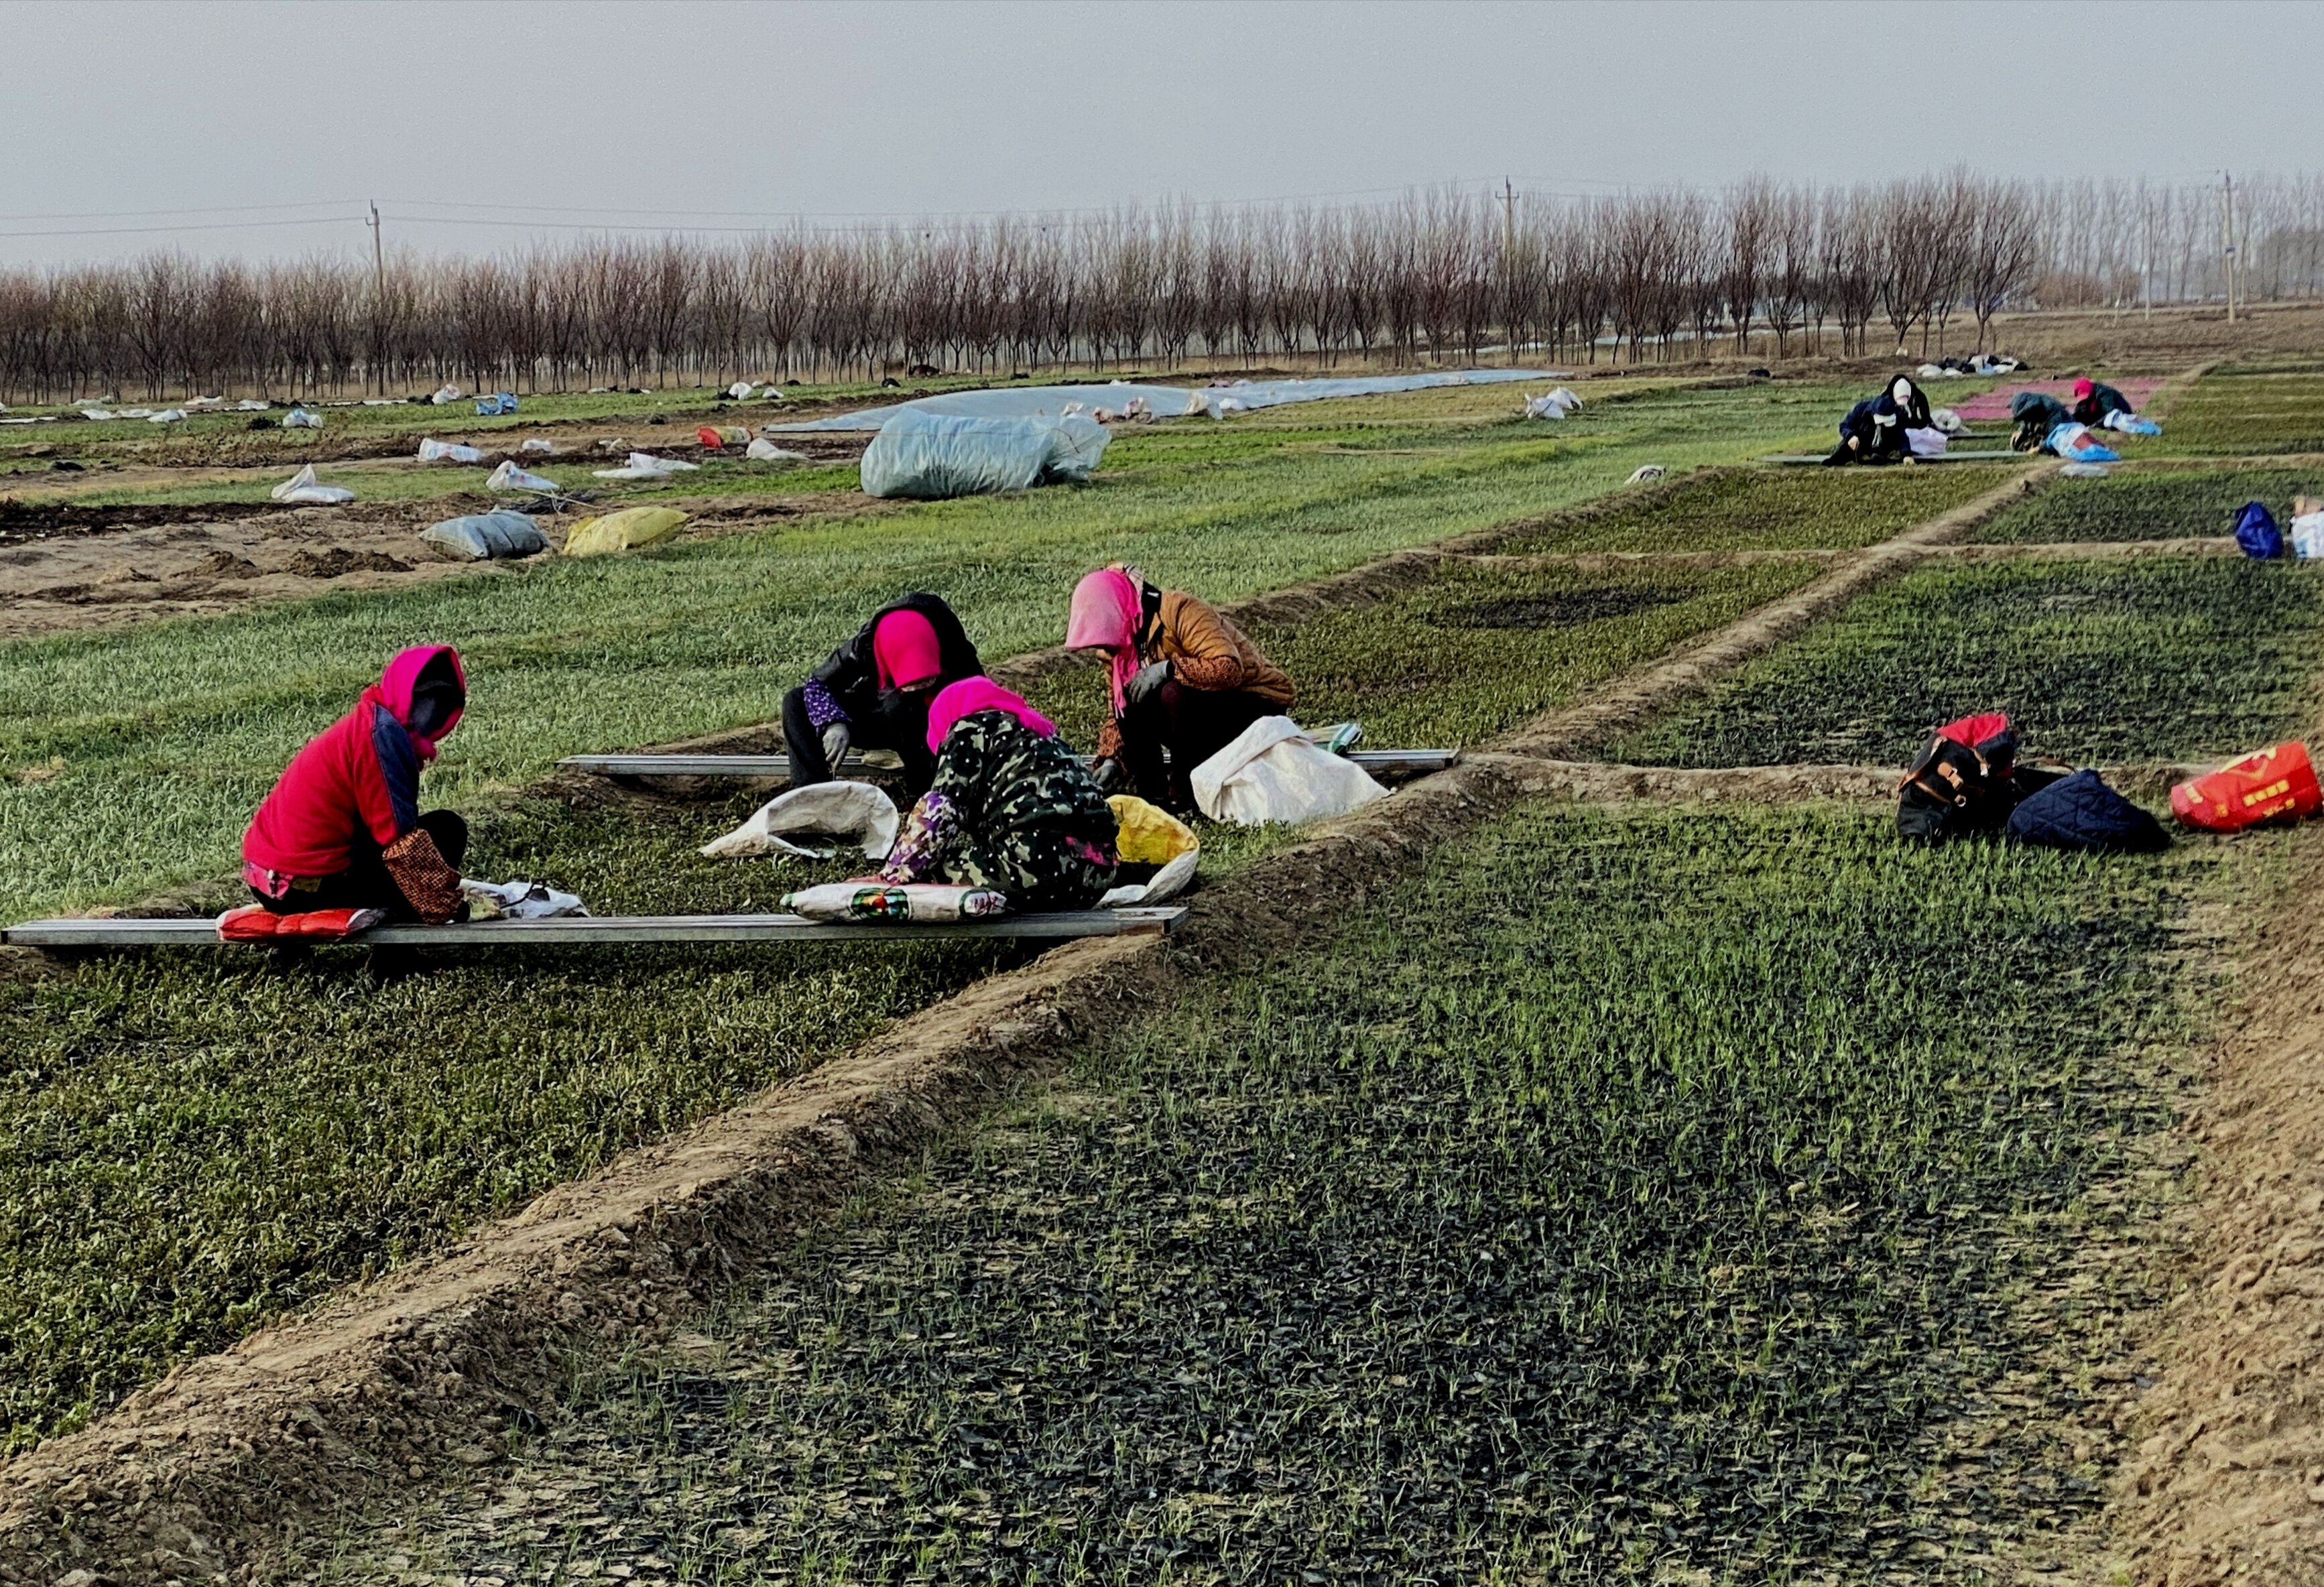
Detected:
[879,678,1118,910]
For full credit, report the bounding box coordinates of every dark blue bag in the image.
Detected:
[2005,769,2169,854]
[2236,501,2283,559]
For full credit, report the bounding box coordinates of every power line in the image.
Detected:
[0,214,368,240]
[0,198,363,223]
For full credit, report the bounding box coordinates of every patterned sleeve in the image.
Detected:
[879,791,960,884]
[800,676,849,731]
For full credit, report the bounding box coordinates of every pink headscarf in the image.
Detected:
[363,644,465,761]
[1066,566,1144,712]
[871,609,944,692]
[925,677,1057,755]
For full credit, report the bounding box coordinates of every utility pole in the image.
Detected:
[367,202,387,395]
[2222,173,2238,323]
[1502,178,1516,364]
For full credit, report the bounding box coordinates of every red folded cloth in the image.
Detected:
[217,905,387,942]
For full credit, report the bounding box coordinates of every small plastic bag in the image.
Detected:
[417,437,484,464]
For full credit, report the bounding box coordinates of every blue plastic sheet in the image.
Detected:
[858,409,1110,500]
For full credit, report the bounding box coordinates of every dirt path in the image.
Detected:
[0,491,890,641]
[2103,822,2324,1585]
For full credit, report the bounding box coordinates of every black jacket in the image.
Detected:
[807,592,983,724]
[1871,378,1932,434]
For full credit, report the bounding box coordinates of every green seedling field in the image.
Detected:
[1969,466,2324,543]
[0,381,1854,924]
[0,790,1013,1452]
[319,803,2236,1582]
[2144,368,2324,457]
[1607,555,2324,769]
[1494,463,2018,554]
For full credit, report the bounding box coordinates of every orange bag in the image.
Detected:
[2169,742,2323,832]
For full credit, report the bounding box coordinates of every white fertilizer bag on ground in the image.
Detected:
[702,780,900,861]
[1190,716,1390,826]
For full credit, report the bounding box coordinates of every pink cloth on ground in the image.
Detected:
[1949,377,2163,424]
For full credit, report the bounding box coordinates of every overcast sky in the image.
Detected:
[1,0,2311,268]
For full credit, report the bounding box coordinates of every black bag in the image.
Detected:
[1897,725,2022,843]
[2006,769,2170,854]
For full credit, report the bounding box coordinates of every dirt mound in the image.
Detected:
[0,498,288,544]
[282,546,412,578]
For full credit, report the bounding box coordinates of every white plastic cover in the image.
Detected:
[282,407,322,429]
[486,459,559,493]
[2292,512,2324,560]
[591,451,700,480]
[746,438,810,462]
[269,464,355,505]
[1904,427,1949,458]
[700,779,900,861]
[859,408,1109,500]
[417,438,484,464]
[1190,716,1391,826]
[768,369,1565,434]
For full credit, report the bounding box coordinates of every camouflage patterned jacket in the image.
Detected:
[882,711,1118,909]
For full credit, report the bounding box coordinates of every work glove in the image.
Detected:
[1124,661,1171,709]
[820,722,852,767]
[1091,755,1129,794]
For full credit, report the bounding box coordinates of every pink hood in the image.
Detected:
[926,677,1056,755]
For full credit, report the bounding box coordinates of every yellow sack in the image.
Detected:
[561,506,689,558]
[1108,795,1197,866]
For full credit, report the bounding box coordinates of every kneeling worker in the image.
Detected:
[2069,377,2134,428]
[784,594,983,798]
[1065,564,1294,814]
[241,645,470,922]
[878,678,1119,910]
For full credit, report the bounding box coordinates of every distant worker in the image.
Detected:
[877,678,1119,909]
[2009,390,2073,452]
[1823,375,1933,466]
[783,594,983,798]
[1065,564,1294,814]
[241,645,470,923]
[2069,377,2134,428]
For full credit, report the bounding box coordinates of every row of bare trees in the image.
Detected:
[1,171,2317,403]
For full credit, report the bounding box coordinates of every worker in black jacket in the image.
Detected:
[782,593,984,796]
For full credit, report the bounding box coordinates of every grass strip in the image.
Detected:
[1969,466,2324,543]
[318,802,2231,1583]
[1493,463,2019,554]
[1602,555,2324,769]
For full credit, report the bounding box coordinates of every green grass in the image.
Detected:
[0,377,990,454]
[1969,466,2324,543]
[1605,556,2324,769]
[1494,463,2020,554]
[311,802,2237,1583]
[1028,557,1826,752]
[0,379,1860,925]
[2146,368,2324,456]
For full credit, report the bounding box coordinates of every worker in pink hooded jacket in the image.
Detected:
[241,645,469,922]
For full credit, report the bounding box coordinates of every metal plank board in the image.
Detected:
[562,749,1459,779]
[3,908,1187,949]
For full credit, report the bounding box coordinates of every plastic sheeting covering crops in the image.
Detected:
[768,368,1567,433]
[859,409,1111,499]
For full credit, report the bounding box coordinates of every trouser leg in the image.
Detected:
[782,686,833,787]
[1123,682,1277,812]
[863,691,939,798]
